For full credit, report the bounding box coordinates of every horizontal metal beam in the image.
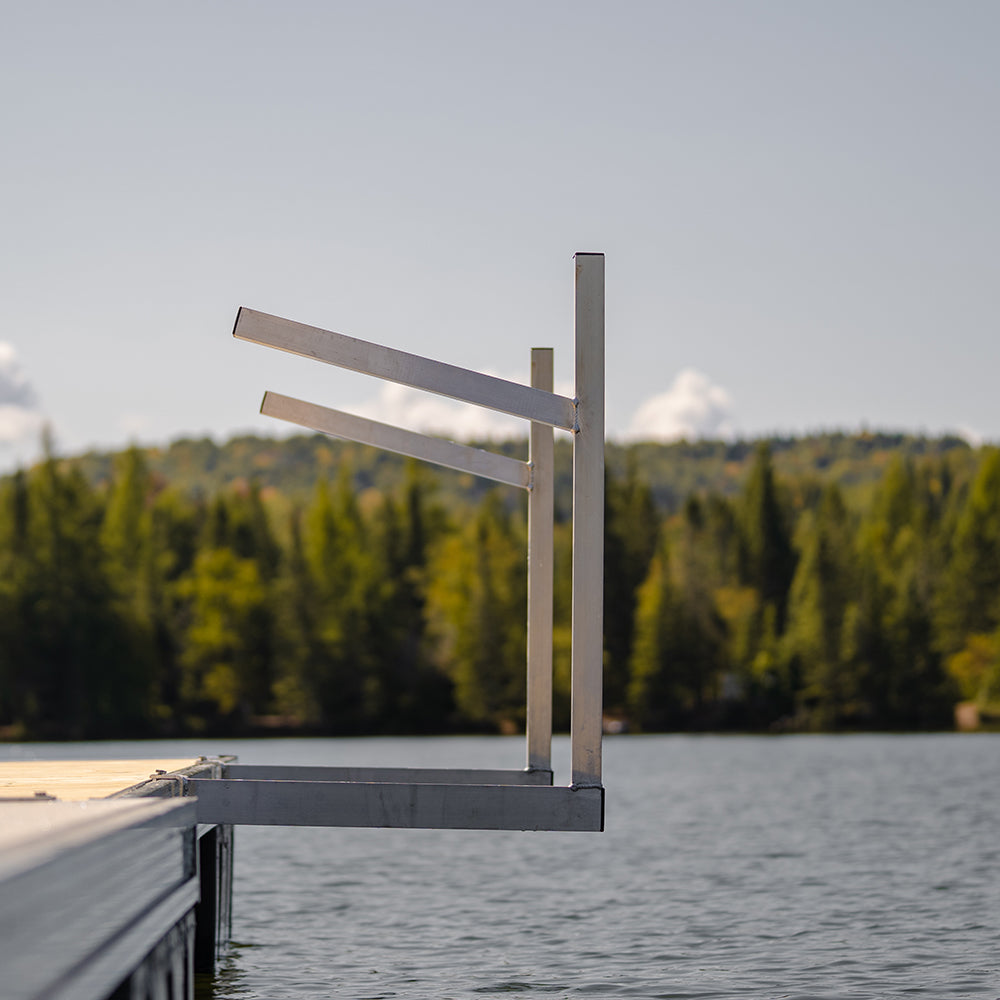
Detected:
[223,764,552,785]
[261,392,532,489]
[188,779,603,832]
[234,308,577,430]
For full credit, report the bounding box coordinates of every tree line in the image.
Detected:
[1,439,998,740]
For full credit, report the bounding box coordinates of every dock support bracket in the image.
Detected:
[224,252,606,831]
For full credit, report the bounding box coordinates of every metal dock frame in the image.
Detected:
[182,252,605,832]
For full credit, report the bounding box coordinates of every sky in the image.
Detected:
[1,1,997,473]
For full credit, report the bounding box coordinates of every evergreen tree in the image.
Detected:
[627,544,677,729]
[425,491,526,728]
[270,505,322,723]
[364,464,452,731]
[101,447,168,717]
[852,456,953,727]
[738,443,796,632]
[603,461,659,710]
[177,547,271,721]
[298,473,371,730]
[673,497,729,718]
[0,430,986,737]
[0,472,31,730]
[884,572,954,727]
[7,450,151,736]
[938,448,1000,652]
[627,533,726,730]
[182,483,283,720]
[784,485,855,728]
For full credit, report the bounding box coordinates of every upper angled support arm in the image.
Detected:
[234,308,577,431]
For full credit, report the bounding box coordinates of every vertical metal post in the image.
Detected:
[571,253,605,788]
[527,347,554,773]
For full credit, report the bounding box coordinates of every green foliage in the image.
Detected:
[65,430,973,515]
[785,486,855,727]
[0,453,151,737]
[604,460,659,710]
[425,492,526,728]
[937,449,1000,651]
[177,547,271,719]
[0,430,992,739]
[627,532,726,730]
[738,444,796,630]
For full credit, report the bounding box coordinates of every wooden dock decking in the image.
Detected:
[0,757,233,1000]
[0,758,201,801]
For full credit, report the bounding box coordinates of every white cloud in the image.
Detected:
[0,404,44,443]
[349,373,575,442]
[351,382,522,440]
[956,424,984,447]
[0,343,44,446]
[624,369,735,442]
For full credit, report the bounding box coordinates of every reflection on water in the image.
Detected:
[5,734,1000,999]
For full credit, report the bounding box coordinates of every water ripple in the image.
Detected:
[80,732,999,1000]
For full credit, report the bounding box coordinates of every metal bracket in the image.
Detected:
[187,767,603,832]
[223,253,606,830]
[148,771,189,796]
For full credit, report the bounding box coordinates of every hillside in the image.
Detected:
[2,428,998,740]
[61,429,975,513]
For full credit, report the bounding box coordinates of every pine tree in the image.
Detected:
[785,485,855,728]
[181,484,283,720]
[364,464,451,731]
[627,544,677,729]
[627,533,726,730]
[298,473,370,730]
[101,447,166,718]
[739,443,796,632]
[177,547,270,720]
[839,457,953,728]
[270,505,321,723]
[425,491,526,729]
[10,449,150,736]
[604,459,659,710]
[0,472,31,731]
[938,448,1000,651]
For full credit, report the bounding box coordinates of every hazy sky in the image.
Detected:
[1,2,997,472]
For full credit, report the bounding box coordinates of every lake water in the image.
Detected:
[4,734,999,999]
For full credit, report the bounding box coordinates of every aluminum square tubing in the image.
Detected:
[223,765,552,785]
[188,779,604,832]
[234,308,577,430]
[527,347,554,773]
[261,391,531,489]
[570,253,604,789]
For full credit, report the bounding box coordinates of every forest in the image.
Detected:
[1,431,998,740]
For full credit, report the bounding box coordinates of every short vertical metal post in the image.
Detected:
[571,253,604,788]
[527,347,554,773]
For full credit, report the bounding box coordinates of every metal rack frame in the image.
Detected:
[183,253,605,832]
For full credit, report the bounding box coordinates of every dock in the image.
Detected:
[0,251,607,1000]
[0,758,233,1000]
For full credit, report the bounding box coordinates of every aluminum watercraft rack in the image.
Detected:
[176,253,605,832]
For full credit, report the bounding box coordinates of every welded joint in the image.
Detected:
[524,767,554,782]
